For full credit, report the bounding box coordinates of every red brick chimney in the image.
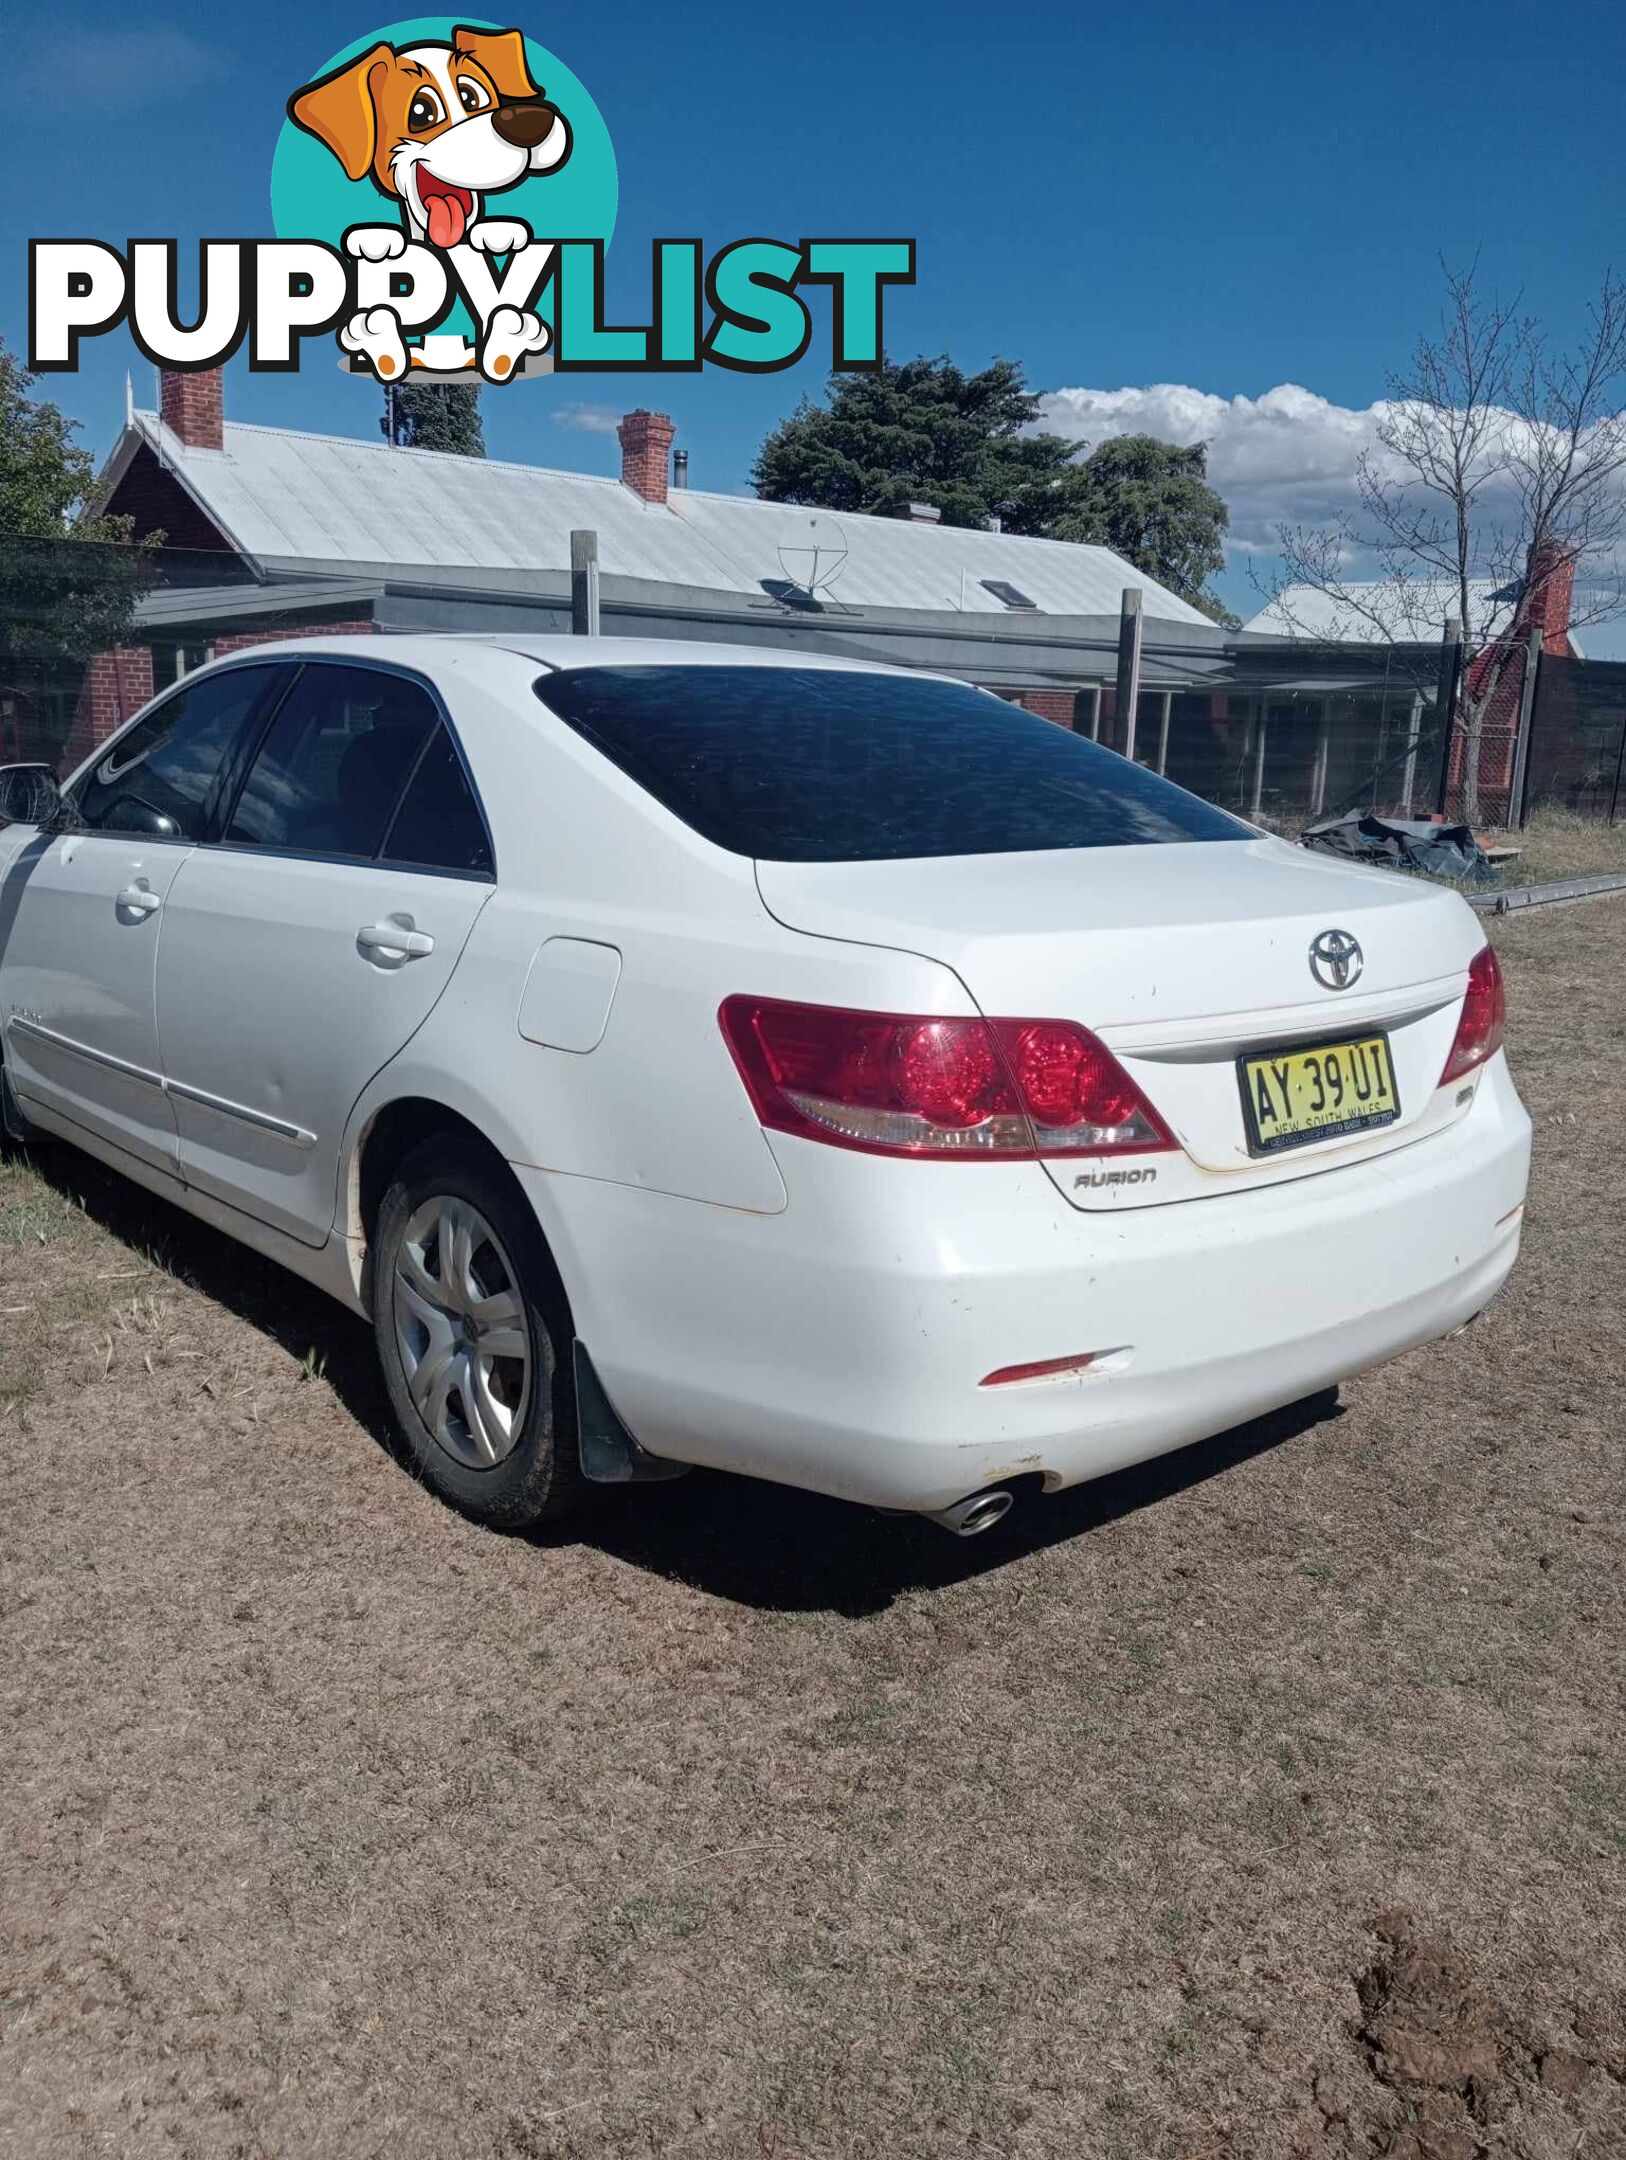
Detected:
[1524,540,1577,655]
[160,368,224,451]
[618,409,675,504]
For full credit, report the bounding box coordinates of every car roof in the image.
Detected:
[197,632,922,678]
[489,634,916,675]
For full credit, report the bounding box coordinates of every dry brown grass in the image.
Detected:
[2,902,1623,2160]
[1491,807,1626,885]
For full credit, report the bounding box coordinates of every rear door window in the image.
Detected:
[226,664,438,859]
[381,726,494,877]
[535,665,1249,862]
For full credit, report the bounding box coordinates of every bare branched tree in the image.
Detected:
[1265,262,1626,819]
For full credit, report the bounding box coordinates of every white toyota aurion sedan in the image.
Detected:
[0,637,1529,1535]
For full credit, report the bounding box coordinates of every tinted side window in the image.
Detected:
[534,666,1251,863]
[76,668,280,841]
[382,727,493,876]
[227,666,437,859]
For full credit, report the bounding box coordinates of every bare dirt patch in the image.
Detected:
[2,901,1623,2159]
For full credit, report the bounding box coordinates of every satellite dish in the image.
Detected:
[776,513,849,598]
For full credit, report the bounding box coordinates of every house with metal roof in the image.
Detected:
[87,372,1228,717]
[59,370,1572,828]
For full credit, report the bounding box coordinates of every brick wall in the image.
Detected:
[59,621,376,773]
[209,619,376,657]
[1015,689,1080,729]
[1454,642,1532,820]
[618,410,676,504]
[63,647,155,769]
[981,684,1081,729]
[1449,547,1577,818]
[160,370,224,451]
[1526,545,1577,657]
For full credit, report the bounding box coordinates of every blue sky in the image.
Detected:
[11,0,1626,633]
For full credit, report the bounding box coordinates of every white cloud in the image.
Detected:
[1035,381,1626,633]
[1035,382,1396,555]
[551,403,621,435]
[23,27,216,103]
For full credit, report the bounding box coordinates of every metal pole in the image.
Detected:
[1507,624,1543,830]
[1400,691,1423,817]
[1311,699,1330,817]
[1608,708,1626,827]
[1432,616,1463,819]
[1251,701,1267,819]
[1084,683,1102,741]
[1155,690,1173,776]
[1114,589,1144,762]
[570,529,599,637]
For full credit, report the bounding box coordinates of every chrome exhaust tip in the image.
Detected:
[926,1488,1015,1538]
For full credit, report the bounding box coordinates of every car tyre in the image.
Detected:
[371,1135,582,1528]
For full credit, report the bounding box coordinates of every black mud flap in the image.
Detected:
[0,1060,43,1145]
[574,1342,689,1484]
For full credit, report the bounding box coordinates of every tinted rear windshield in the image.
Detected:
[535,665,1249,863]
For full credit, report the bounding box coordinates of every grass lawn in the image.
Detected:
[2,900,1623,2159]
[1488,806,1626,885]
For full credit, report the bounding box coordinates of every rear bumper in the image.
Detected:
[517,1057,1531,1513]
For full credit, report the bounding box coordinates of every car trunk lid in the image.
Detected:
[754,836,1488,1210]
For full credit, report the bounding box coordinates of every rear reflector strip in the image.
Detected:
[980,1352,1099,1388]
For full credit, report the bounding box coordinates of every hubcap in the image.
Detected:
[392,1196,532,1469]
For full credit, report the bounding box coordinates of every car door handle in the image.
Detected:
[116,884,162,918]
[356,920,435,962]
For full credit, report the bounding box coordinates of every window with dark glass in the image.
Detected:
[534,665,1250,863]
[75,667,281,841]
[382,726,493,876]
[227,665,438,859]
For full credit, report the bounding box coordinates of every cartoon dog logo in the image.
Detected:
[289,25,571,383]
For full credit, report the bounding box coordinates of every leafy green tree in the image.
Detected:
[389,381,486,456]
[0,337,136,544]
[1020,435,1234,623]
[0,339,153,748]
[752,357,1233,618]
[752,357,1074,530]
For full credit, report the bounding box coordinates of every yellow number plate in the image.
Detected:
[1238,1033,1400,1156]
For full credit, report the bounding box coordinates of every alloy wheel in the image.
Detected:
[391,1195,533,1469]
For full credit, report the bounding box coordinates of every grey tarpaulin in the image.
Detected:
[1300,811,1497,885]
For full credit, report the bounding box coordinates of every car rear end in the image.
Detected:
[525,658,1531,1517]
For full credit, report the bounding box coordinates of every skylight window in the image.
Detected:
[981,579,1038,611]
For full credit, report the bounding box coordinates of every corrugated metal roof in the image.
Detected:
[135,577,384,628]
[126,411,1212,627]
[1242,580,1513,643]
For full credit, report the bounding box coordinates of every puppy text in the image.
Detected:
[28,235,916,381]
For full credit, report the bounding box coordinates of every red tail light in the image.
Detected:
[718,996,1176,1160]
[1440,944,1506,1085]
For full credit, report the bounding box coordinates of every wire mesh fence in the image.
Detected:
[4,528,1624,834]
[1100,639,1626,834]
[1521,655,1626,823]
[1092,678,1457,833]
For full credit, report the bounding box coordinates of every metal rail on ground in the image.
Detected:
[1472,872,1626,915]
